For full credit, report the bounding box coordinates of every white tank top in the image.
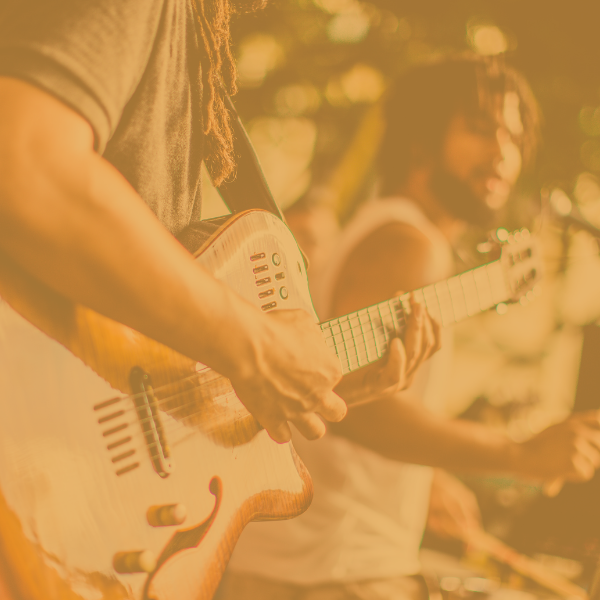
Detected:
[227,198,454,584]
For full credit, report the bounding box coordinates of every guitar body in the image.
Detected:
[0,210,314,600]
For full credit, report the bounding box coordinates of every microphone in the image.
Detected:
[549,188,600,238]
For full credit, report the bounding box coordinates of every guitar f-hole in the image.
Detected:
[142,477,223,600]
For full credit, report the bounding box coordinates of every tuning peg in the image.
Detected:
[147,503,187,527]
[113,550,157,574]
[493,228,510,243]
[496,303,508,315]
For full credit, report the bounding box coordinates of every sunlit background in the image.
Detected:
[204,1,600,588]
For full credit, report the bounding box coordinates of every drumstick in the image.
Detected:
[465,528,588,599]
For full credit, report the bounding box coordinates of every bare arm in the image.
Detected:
[332,396,600,481]
[0,77,346,442]
[328,221,600,481]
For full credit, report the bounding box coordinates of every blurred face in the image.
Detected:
[431,96,523,227]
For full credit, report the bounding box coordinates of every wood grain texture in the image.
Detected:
[0,210,314,600]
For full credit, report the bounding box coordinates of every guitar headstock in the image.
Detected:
[494,228,542,303]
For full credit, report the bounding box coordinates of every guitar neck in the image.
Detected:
[320,259,511,375]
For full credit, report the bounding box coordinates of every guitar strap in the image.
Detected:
[214,95,284,221]
[176,95,287,255]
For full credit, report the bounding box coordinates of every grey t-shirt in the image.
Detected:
[0,0,204,235]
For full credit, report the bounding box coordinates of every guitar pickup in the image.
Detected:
[255,277,271,286]
[261,302,277,311]
[130,367,172,479]
[253,265,269,274]
[250,253,266,261]
[258,289,274,299]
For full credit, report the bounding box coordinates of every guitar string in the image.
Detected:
[95,258,509,417]
[103,293,461,441]
[95,316,400,423]
[97,262,516,450]
[99,287,517,465]
[97,277,497,428]
[97,310,416,463]
[96,272,501,429]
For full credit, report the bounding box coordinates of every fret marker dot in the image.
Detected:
[496,303,508,315]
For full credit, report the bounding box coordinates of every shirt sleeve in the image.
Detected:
[0,0,165,153]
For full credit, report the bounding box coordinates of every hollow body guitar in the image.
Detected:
[0,209,539,600]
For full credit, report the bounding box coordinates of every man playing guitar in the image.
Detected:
[0,0,436,444]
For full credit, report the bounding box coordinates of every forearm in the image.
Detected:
[0,97,259,378]
[330,396,520,474]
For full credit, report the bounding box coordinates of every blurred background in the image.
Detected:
[206,0,600,596]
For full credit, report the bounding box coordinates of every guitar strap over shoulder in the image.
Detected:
[214,95,285,221]
[176,95,286,254]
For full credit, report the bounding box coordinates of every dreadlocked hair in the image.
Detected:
[193,0,238,186]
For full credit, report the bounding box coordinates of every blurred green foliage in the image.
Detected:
[229,0,600,220]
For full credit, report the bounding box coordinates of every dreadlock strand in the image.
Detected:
[194,0,237,185]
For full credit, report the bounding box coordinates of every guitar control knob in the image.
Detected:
[279,287,288,299]
[272,253,281,266]
[147,503,187,527]
[113,550,157,574]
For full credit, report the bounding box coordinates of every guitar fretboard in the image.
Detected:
[320,260,510,374]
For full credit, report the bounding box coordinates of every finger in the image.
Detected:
[384,336,408,390]
[263,419,293,444]
[575,437,600,469]
[419,309,436,362]
[291,412,327,441]
[543,478,564,498]
[315,391,347,423]
[572,410,600,429]
[575,427,600,455]
[570,454,596,482]
[404,299,424,374]
[429,312,442,354]
[365,337,409,395]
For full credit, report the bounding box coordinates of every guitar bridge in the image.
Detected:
[130,367,173,479]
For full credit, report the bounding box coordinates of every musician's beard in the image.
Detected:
[430,166,497,229]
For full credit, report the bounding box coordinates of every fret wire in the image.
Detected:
[367,307,381,358]
[447,276,467,322]
[353,312,369,366]
[348,313,361,369]
[321,253,521,370]
[456,276,469,320]
[357,309,371,364]
[433,285,447,326]
[473,266,493,311]
[320,322,333,339]
[460,272,480,316]
[333,318,352,373]
[415,288,427,311]
[327,321,343,365]
[340,315,356,372]
[401,294,412,321]
[394,297,408,332]
[383,302,394,333]
[358,308,373,363]
[325,319,392,347]
[376,304,388,357]
[436,280,456,326]
[484,263,498,307]
[422,285,440,322]
[388,299,401,334]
